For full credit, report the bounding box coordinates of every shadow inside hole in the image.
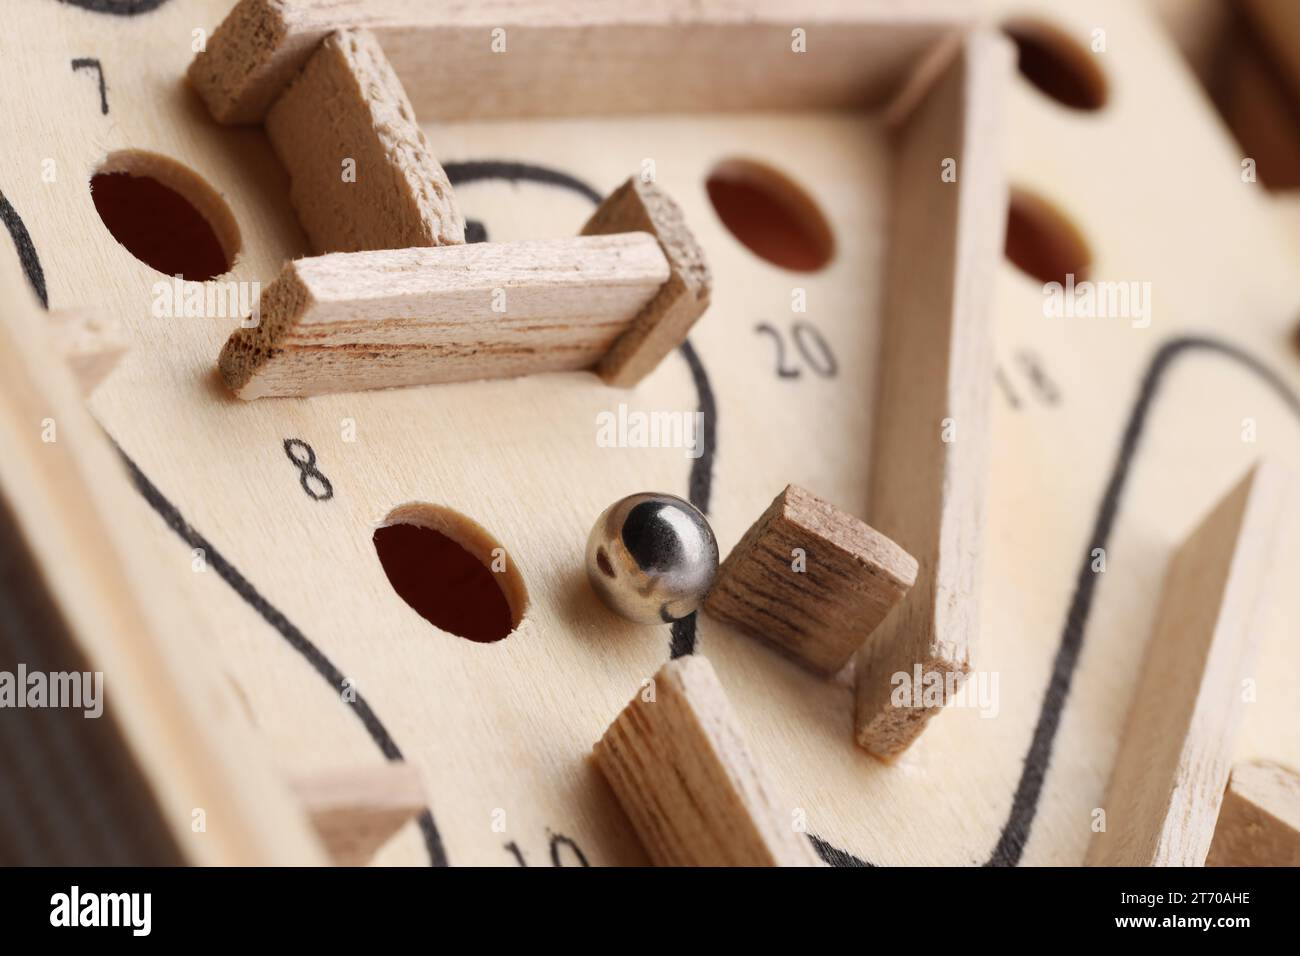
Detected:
[373,507,525,644]
[706,157,834,272]
[1003,19,1109,112]
[1004,187,1093,285]
[90,150,238,281]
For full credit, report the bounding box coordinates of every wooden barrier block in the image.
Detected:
[220,233,670,398]
[853,34,1009,757]
[703,484,917,676]
[290,763,426,866]
[1087,462,1291,866]
[1206,760,1300,866]
[264,28,463,253]
[580,177,710,386]
[219,176,709,397]
[593,656,820,867]
[187,0,951,125]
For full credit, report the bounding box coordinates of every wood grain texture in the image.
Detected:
[0,256,325,866]
[853,31,1010,757]
[1206,759,1300,866]
[704,484,916,676]
[593,655,821,867]
[581,177,711,386]
[291,763,426,866]
[188,0,966,124]
[264,28,464,253]
[219,233,670,398]
[8,0,1300,867]
[47,308,128,397]
[1087,462,1291,867]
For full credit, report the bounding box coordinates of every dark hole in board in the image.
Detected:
[91,171,231,281]
[706,158,834,272]
[595,548,615,578]
[373,522,518,643]
[1004,187,1093,285]
[1003,19,1108,112]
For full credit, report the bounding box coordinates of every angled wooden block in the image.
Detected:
[854,32,1010,757]
[290,763,426,866]
[46,308,128,397]
[1087,462,1291,867]
[704,484,917,676]
[1206,760,1300,867]
[593,656,820,867]
[580,177,710,387]
[264,28,463,253]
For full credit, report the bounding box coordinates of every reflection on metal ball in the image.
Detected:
[585,492,719,624]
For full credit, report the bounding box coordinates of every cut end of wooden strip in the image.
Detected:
[582,177,711,387]
[704,484,917,676]
[188,0,324,125]
[853,646,970,758]
[1206,759,1300,866]
[593,655,820,867]
[219,261,312,400]
[46,308,129,397]
[1087,461,1292,866]
[290,763,426,867]
[265,27,464,253]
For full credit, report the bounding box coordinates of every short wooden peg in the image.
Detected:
[704,484,917,676]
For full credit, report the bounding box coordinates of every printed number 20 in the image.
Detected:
[755,322,837,379]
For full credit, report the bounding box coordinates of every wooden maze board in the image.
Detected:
[2,0,1299,866]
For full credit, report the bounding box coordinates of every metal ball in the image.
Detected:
[585,492,719,624]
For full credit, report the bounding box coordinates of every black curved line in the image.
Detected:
[443,160,604,205]
[441,163,721,660]
[56,0,171,15]
[810,835,872,867]
[0,192,48,308]
[986,335,1300,866]
[116,452,449,867]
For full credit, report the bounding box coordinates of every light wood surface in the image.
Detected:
[264,27,464,254]
[1087,462,1290,866]
[0,255,324,866]
[593,655,821,866]
[3,0,1300,867]
[854,31,1010,757]
[219,234,671,397]
[188,0,970,124]
[1206,759,1300,866]
[47,308,129,397]
[705,484,917,676]
[291,763,426,865]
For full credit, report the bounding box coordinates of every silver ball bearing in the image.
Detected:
[586,492,719,624]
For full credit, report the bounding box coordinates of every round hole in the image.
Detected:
[91,150,239,281]
[1004,187,1093,284]
[1003,19,1108,111]
[373,504,526,643]
[705,158,834,272]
